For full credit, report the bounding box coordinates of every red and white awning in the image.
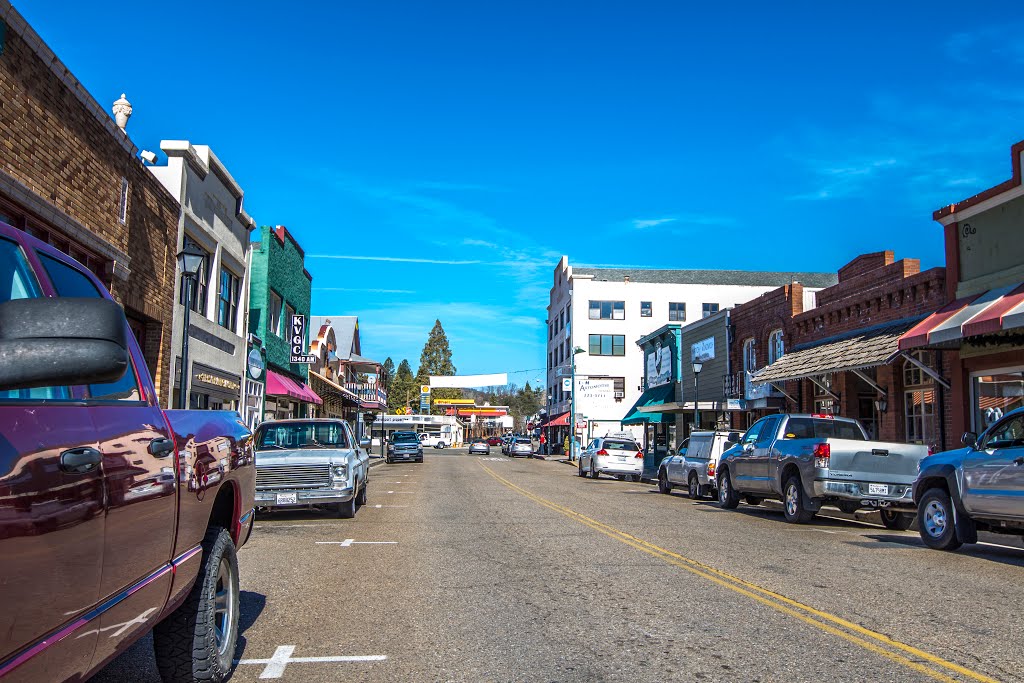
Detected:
[899,282,1024,350]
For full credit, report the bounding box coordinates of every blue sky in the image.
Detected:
[22,1,1024,385]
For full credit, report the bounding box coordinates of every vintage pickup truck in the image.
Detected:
[0,223,255,683]
[717,413,928,527]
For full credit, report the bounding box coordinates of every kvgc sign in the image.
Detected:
[289,314,317,364]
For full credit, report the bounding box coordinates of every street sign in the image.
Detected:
[289,315,317,363]
[562,377,572,392]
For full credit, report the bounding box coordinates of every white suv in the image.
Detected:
[579,435,644,481]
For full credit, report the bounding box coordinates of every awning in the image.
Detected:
[621,383,675,424]
[544,412,569,427]
[266,370,323,405]
[309,370,360,402]
[753,318,921,384]
[899,282,1024,350]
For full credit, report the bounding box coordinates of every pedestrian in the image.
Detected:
[539,432,547,454]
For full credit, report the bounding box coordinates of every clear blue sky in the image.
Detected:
[23,1,1024,385]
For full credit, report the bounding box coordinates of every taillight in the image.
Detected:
[813,443,830,468]
[707,461,716,477]
[596,449,608,456]
[634,451,643,459]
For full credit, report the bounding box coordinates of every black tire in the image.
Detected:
[590,460,600,479]
[356,479,367,506]
[687,473,700,500]
[918,488,962,551]
[579,460,587,477]
[658,469,672,493]
[745,496,763,506]
[416,457,424,463]
[385,456,392,464]
[337,495,356,519]
[153,527,239,683]
[783,475,815,524]
[718,470,739,509]
[879,509,913,530]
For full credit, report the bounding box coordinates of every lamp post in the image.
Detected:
[176,244,206,410]
[691,361,703,434]
[569,346,585,461]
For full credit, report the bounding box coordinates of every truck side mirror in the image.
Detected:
[961,432,978,449]
[727,431,741,444]
[742,442,755,453]
[359,438,372,449]
[0,298,128,390]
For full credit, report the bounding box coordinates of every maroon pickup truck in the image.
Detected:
[0,222,255,683]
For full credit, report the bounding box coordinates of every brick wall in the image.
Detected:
[0,12,180,402]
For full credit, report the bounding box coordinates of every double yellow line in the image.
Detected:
[478,463,998,683]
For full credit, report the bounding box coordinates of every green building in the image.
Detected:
[248,225,322,420]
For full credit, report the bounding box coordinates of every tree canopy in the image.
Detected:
[414,320,461,413]
[388,359,416,413]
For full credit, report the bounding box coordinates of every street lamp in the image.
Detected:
[691,361,703,434]
[176,244,206,410]
[569,346,585,461]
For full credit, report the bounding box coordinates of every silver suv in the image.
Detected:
[579,435,643,480]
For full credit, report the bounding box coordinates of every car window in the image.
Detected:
[393,432,419,443]
[755,417,781,447]
[257,422,350,449]
[603,439,639,451]
[983,415,1024,449]
[742,419,766,445]
[782,417,866,440]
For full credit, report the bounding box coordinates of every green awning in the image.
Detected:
[621,383,675,425]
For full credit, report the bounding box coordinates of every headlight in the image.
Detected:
[331,465,347,478]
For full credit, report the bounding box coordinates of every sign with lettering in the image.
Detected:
[289,315,317,364]
[576,379,614,400]
[646,341,672,388]
[691,336,715,363]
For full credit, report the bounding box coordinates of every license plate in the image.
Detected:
[868,484,888,496]
[616,456,628,461]
[276,493,297,505]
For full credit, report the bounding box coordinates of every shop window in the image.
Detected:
[702,303,720,318]
[589,300,625,320]
[973,371,1024,432]
[640,301,652,317]
[218,267,241,331]
[768,330,785,365]
[669,302,685,321]
[179,235,209,315]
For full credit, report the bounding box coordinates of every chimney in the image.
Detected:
[112,93,132,132]
[624,275,630,283]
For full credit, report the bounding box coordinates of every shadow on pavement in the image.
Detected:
[855,534,1024,567]
[235,590,268,658]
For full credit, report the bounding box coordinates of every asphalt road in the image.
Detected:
[90,448,1024,682]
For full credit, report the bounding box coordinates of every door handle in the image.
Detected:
[148,437,176,458]
[1014,456,1024,466]
[60,447,102,474]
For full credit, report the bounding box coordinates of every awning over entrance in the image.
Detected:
[266,370,323,405]
[621,383,675,425]
[899,282,1024,350]
[752,318,921,384]
[544,412,569,427]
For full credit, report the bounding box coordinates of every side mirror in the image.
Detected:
[961,432,978,449]
[743,442,755,453]
[727,431,741,444]
[0,298,128,390]
[359,438,372,449]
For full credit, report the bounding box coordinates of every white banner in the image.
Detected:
[429,373,508,388]
[576,379,614,401]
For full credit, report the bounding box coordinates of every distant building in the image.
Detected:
[543,257,837,446]
[308,315,387,436]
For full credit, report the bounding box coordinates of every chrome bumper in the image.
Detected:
[255,486,355,507]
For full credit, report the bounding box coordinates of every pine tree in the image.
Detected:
[389,359,415,413]
[414,320,461,413]
[381,357,396,390]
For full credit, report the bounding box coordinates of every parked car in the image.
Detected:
[486,436,502,446]
[388,431,424,463]
[0,222,255,683]
[913,408,1024,551]
[658,430,740,498]
[253,419,370,518]
[469,438,491,454]
[501,434,514,455]
[716,414,927,527]
[419,432,451,449]
[509,437,534,457]
[579,435,644,480]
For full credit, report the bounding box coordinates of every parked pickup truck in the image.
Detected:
[717,413,928,527]
[419,432,451,449]
[254,418,370,518]
[914,407,1024,551]
[658,430,740,499]
[0,222,255,683]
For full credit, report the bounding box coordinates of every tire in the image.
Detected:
[579,461,587,477]
[687,473,700,500]
[416,457,423,463]
[385,456,392,464]
[918,488,962,551]
[718,470,739,509]
[590,460,600,479]
[356,479,367,506]
[879,509,913,530]
[745,496,763,506]
[153,527,239,683]
[658,469,672,493]
[337,495,356,519]
[783,475,815,524]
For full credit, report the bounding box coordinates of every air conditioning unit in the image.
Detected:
[614,391,624,398]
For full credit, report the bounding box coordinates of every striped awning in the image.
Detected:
[899,282,1024,350]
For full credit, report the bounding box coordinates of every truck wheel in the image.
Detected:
[658,469,672,493]
[153,527,239,683]
[744,496,763,506]
[687,473,700,499]
[718,470,739,509]
[918,489,962,551]
[356,479,367,506]
[337,496,356,519]
[783,475,815,524]
[879,510,913,530]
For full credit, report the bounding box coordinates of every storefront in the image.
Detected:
[175,359,242,411]
[265,369,322,420]
[622,324,682,478]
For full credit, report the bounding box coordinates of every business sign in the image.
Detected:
[646,341,672,388]
[247,349,265,380]
[691,336,715,363]
[419,384,431,414]
[562,377,572,392]
[576,379,614,401]
[289,315,317,363]
[433,398,476,406]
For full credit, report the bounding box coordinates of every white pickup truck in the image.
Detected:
[419,432,452,449]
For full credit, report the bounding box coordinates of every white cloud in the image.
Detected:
[632,217,677,229]
[307,254,482,265]
[312,286,416,294]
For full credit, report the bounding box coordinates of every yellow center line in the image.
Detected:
[479,463,998,683]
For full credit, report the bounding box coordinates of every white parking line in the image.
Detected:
[237,645,387,678]
[315,539,398,547]
[373,505,408,508]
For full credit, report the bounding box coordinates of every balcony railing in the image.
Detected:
[343,383,387,406]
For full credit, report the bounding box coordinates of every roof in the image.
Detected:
[572,267,838,289]
[752,317,923,384]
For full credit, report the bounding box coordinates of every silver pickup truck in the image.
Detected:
[254,418,370,518]
[717,414,928,527]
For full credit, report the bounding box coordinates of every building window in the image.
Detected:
[768,330,785,364]
[613,377,625,402]
[118,177,129,225]
[640,301,652,317]
[269,291,284,336]
[589,300,625,320]
[285,303,296,332]
[589,334,625,356]
[973,371,1024,432]
[813,374,835,414]
[669,302,685,321]
[178,235,209,315]
[742,338,756,373]
[217,267,240,330]
[904,351,937,445]
[702,303,720,318]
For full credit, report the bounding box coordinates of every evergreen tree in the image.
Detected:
[389,359,416,413]
[414,320,461,413]
[381,357,396,390]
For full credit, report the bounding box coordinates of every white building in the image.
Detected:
[545,257,837,442]
[147,141,256,410]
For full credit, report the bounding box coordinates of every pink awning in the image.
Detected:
[899,282,1024,350]
[266,370,323,405]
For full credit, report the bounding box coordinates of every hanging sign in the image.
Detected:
[691,336,715,363]
[289,315,317,363]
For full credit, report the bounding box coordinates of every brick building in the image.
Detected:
[0,2,180,400]
[735,251,952,450]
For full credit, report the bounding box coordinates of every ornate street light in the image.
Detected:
[176,243,206,409]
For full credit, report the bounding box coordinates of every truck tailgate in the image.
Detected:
[825,438,929,485]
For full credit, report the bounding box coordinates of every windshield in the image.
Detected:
[603,439,640,451]
[392,432,419,443]
[782,417,866,440]
[257,422,349,450]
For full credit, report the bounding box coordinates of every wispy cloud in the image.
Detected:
[412,180,507,192]
[463,238,498,248]
[630,214,735,230]
[312,286,416,294]
[308,254,482,265]
[787,157,900,201]
[632,217,677,229]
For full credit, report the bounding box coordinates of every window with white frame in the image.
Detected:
[813,375,835,414]
[640,301,652,317]
[742,338,756,373]
[904,351,936,445]
[269,291,284,336]
[768,330,785,364]
[669,302,685,321]
[217,267,241,331]
[589,300,625,320]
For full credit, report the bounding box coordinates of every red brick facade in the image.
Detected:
[0,8,180,402]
